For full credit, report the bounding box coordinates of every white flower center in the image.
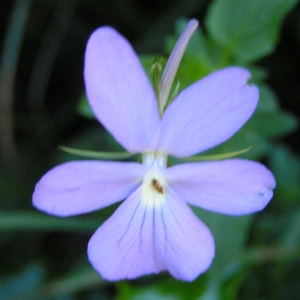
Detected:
[141,152,168,207]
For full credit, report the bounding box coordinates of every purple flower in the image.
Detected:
[33,20,275,282]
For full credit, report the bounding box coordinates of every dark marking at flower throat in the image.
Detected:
[152,179,163,194]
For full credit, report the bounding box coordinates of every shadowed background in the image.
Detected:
[0,0,300,299]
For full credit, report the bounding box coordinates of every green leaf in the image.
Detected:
[270,145,300,203]
[203,128,270,161]
[123,287,177,300]
[54,127,126,164]
[77,95,95,119]
[206,0,299,63]
[198,278,221,300]
[21,267,103,299]
[36,268,102,298]
[116,276,208,300]
[222,245,300,281]
[193,207,253,277]
[256,84,279,113]
[246,110,298,138]
[247,66,268,82]
[281,208,300,250]
[0,263,44,300]
[0,212,100,232]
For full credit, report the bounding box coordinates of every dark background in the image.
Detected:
[0,0,300,299]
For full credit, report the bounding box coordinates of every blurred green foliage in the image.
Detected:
[1,0,300,299]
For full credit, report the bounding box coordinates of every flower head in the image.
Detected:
[33,20,275,281]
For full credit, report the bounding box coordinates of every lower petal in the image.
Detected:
[155,189,215,281]
[166,159,276,215]
[88,188,163,280]
[33,161,146,217]
[88,187,215,281]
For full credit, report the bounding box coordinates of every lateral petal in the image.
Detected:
[33,161,145,217]
[84,27,160,152]
[159,67,259,157]
[166,159,275,215]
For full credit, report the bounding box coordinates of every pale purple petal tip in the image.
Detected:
[33,161,146,217]
[159,67,259,157]
[88,187,215,281]
[166,159,275,215]
[84,27,160,152]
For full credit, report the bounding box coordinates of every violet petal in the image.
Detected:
[88,187,215,281]
[159,67,259,157]
[84,27,160,152]
[33,161,146,216]
[166,159,276,215]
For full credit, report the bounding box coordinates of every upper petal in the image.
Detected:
[84,27,160,152]
[33,161,146,217]
[166,159,275,215]
[158,67,259,157]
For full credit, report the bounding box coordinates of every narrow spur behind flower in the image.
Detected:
[33,19,275,282]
